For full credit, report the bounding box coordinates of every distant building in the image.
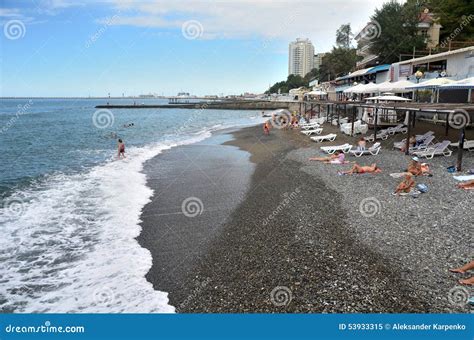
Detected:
[313,53,326,71]
[288,38,315,77]
[418,9,442,49]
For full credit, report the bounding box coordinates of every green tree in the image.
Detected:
[336,23,353,48]
[369,0,425,64]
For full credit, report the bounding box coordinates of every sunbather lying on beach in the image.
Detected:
[309,150,346,164]
[450,260,474,285]
[407,157,432,176]
[339,163,381,175]
[457,179,474,190]
[393,174,415,195]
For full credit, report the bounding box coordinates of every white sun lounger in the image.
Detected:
[364,130,389,142]
[412,140,452,159]
[408,135,435,153]
[349,142,381,157]
[387,124,408,135]
[300,122,321,130]
[450,140,474,151]
[301,128,323,136]
[393,131,434,150]
[311,133,337,143]
[320,143,353,154]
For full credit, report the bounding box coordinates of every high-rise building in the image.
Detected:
[288,38,315,77]
[313,53,327,71]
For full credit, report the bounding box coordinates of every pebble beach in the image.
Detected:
[139,121,473,313]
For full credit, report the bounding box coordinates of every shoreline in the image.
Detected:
[138,122,472,313]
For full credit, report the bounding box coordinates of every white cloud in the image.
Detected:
[102,0,390,51]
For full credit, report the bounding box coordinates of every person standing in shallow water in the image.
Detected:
[117,139,126,158]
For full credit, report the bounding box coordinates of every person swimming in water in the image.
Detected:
[118,139,126,158]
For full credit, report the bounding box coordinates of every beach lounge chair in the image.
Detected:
[311,133,337,143]
[300,122,321,130]
[320,143,353,154]
[408,135,435,153]
[387,124,408,135]
[450,140,474,152]
[412,140,452,159]
[364,130,390,142]
[301,128,323,136]
[349,142,381,157]
[393,131,434,150]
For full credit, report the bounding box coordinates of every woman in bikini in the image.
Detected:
[309,150,345,164]
[340,163,381,175]
[118,138,126,159]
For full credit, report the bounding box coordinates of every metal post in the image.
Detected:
[374,107,378,141]
[456,128,465,171]
[351,106,355,136]
[468,89,472,103]
[412,110,416,128]
[405,111,413,155]
[445,112,449,136]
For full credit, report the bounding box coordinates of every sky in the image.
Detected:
[0,0,393,97]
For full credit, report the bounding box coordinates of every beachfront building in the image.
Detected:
[354,23,379,70]
[288,38,315,77]
[390,46,474,83]
[390,46,474,103]
[313,53,326,71]
[333,64,391,100]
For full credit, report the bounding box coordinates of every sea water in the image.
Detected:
[0,98,265,313]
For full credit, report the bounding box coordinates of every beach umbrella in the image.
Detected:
[364,95,411,101]
[406,78,455,89]
[351,82,376,94]
[378,80,416,93]
[343,83,366,94]
[439,77,474,89]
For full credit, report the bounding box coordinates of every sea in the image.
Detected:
[0,98,265,313]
